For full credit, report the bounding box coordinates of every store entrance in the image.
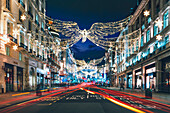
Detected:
[17,67,23,91]
[5,63,14,92]
[146,73,156,90]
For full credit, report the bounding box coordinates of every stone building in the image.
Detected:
[0,0,60,93]
[115,0,170,92]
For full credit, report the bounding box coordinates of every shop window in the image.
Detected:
[163,11,169,29]
[146,29,150,42]
[6,47,10,56]
[19,52,22,61]
[141,35,144,47]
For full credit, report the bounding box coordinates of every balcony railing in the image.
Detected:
[19,43,28,51]
[8,34,17,44]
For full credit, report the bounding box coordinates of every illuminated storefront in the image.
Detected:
[135,69,142,89]
[126,72,132,89]
[145,64,156,90]
[5,63,14,92]
[162,58,170,92]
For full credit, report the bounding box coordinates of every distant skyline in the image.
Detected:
[46,0,137,63]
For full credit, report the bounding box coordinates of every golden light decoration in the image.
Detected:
[13,29,19,35]
[143,10,150,17]
[21,15,26,21]
[155,19,163,29]
[49,20,53,25]
[156,34,162,41]
[13,45,18,50]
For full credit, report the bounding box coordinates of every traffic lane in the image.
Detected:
[0,88,79,113]
[90,86,170,113]
[11,89,135,113]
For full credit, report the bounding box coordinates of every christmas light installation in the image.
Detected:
[143,10,150,17]
[156,34,162,41]
[13,45,18,50]
[49,16,132,47]
[155,19,163,29]
[21,15,26,21]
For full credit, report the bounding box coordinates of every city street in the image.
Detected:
[0,85,169,113]
[0,0,170,113]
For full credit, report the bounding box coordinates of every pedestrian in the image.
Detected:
[120,82,124,91]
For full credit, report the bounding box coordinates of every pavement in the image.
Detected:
[106,87,170,105]
[0,87,65,109]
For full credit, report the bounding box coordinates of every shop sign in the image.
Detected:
[146,67,156,74]
[29,60,37,67]
[136,71,141,75]
[37,68,45,74]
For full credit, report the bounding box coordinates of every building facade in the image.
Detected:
[0,0,60,93]
[115,0,170,92]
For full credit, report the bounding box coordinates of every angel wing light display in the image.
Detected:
[50,16,132,47]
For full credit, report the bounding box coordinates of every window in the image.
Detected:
[142,24,145,30]
[146,29,150,42]
[7,22,12,35]
[29,20,32,31]
[36,14,39,25]
[42,22,44,30]
[19,52,22,61]
[19,10,22,22]
[132,45,134,53]
[19,0,25,8]
[154,23,158,36]
[163,11,169,29]
[6,47,10,56]
[141,36,144,47]
[165,36,169,44]
[6,0,10,11]
[136,40,139,51]
[148,17,152,24]
[154,43,158,51]
[148,48,150,54]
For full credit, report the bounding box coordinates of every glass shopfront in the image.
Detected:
[17,67,23,91]
[5,63,14,92]
[162,60,170,92]
[145,63,156,90]
[127,72,132,89]
[135,69,142,89]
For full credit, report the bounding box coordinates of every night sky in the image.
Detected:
[46,0,137,62]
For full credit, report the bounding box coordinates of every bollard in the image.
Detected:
[145,88,152,99]
[36,90,42,96]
